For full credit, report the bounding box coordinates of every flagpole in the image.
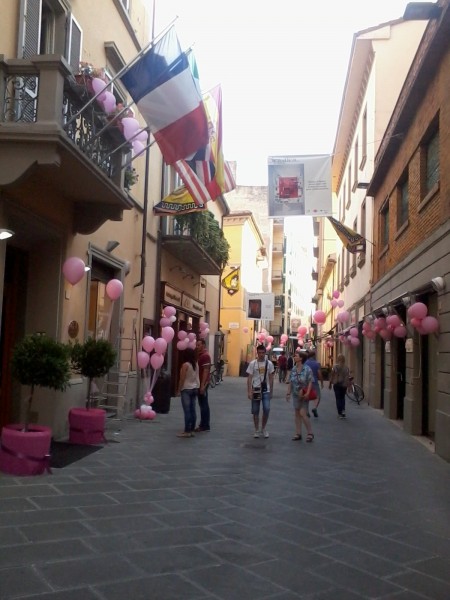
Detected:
[64,17,178,129]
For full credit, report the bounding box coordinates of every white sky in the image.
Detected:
[154,1,412,186]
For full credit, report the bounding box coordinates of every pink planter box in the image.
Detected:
[68,408,106,445]
[0,424,52,476]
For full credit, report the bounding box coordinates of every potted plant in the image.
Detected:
[0,334,71,476]
[68,338,116,445]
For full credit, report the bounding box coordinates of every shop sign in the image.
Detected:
[163,285,182,307]
[182,294,204,317]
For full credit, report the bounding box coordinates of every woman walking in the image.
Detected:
[329,354,350,418]
[176,347,199,437]
[286,352,314,442]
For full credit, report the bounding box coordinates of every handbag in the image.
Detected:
[301,387,317,400]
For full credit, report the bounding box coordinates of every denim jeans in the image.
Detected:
[197,388,210,429]
[333,384,346,415]
[251,391,271,416]
[180,388,197,432]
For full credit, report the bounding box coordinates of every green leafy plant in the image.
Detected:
[124,167,139,191]
[174,211,230,268]
[11,334,71,431]
[70,338,116,409]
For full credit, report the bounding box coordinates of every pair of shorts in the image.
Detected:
[251,391,270,415]
[293,393,310,411]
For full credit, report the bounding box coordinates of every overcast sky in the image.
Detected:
[154,1,414,185]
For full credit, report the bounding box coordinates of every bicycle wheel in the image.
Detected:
[354,384,365,404]
[345,386,359,404]
[209,371,216,388]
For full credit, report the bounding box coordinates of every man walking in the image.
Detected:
[246,344,275,438]
[195,338,211,432]
[277,351,288,382]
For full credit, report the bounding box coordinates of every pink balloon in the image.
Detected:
[332,290,340,299]
[101,91,116,114]
[408,302,428,320]
[410,317,422,329]
[147,409,156,420]
[337,300,345,308]
[122,117,140,141]
[365,330,376,340]
[144,393,154,405]
[177,330,187,341]
[154,337,168,355]
[134,129,148,142]
[379,329,392,341]
[281,334,288,342]
[266,335,274,343]
[362,321,372,331]
[132,140,145,157]
[420,316,439,334]
[150,353,164,370]
[187,333,196,342]
[393,325,407,338]
[142,336,155,353]
[106,279,123,300]
[243,327,249,333]
[137,351,150,369]
[350,337,360,346]
[177,340,187,351]
[62,257,85,285]
[91,77,107,100]
[201,322,209,329]
[313,311,326,324]
[299,326,308,336]
[330,299,338,308]
[386,315,401,328]
[349,327,358,337]
[160,317,171,327]
[336,311,350,323]
[161,326,175,342]
[163,306,176,318]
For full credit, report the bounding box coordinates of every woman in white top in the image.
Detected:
[176,347,200,438]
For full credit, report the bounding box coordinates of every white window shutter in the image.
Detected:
[67,14,82,73]
[18,0,42,58]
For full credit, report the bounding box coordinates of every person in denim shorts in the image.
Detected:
[246,345,275,438]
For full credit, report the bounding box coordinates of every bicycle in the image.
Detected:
[345,378,365,405]
[208,362,224,388]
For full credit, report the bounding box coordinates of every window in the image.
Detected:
[380,199,389,249]
[397,175,409,228]
[361,108,367,168]
[341,185,346,220]
[354,138,359,189]
[360,200,366,239]
[425,130,439,193]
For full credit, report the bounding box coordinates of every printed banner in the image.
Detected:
[268,155,332,218]
[246,293,275,321]
[221,267,240,296]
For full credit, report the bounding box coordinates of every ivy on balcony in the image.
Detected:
[174,211,230,269]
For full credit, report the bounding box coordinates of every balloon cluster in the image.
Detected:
[256,329,274,350]
[407,302,439,335]
[90,77,148,157]
[135,305,176,420]
[339,327,360,347]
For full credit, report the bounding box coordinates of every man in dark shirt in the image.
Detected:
[277,352,288,382]
[195,339,212,431]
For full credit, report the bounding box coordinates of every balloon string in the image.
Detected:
[104,302,114,341]
[149,367,160,393]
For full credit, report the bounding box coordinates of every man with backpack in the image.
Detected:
[246,345,275,438]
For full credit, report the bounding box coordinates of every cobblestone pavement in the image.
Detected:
[1,376,449,599]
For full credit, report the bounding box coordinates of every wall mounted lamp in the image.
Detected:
[106,240,120,252]
[356,182,370,189]
[0,229,14,240]
[193,281,206,289]
[431,277,445,292]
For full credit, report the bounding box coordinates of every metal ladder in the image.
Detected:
[98,308,138,420]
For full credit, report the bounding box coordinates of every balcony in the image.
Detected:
[0,55,133,234]
[274,295,284,309]
[272,269,283,280]
[161,217,222,276]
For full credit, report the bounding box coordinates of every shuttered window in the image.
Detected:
[67,15,82,73]
[18,0,42,58]
[426,130,439,192]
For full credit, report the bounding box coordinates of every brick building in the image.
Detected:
[368,0,450,460]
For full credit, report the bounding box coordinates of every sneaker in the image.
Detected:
[177,432,192,438]
[341,412,346,419]
[253,430,260,438]
[194,426,210,432]
[312,408,318,418]
[263,429,269,439]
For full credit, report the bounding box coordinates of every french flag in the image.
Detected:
[121,27,208,165]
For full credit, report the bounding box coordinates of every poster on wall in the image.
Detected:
[268,154,332,218]
[245,293,275,321]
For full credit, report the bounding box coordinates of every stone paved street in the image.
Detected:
[1,376,449,599]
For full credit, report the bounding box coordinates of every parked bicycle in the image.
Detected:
[208,360,224,388]
[346,377,365,405]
